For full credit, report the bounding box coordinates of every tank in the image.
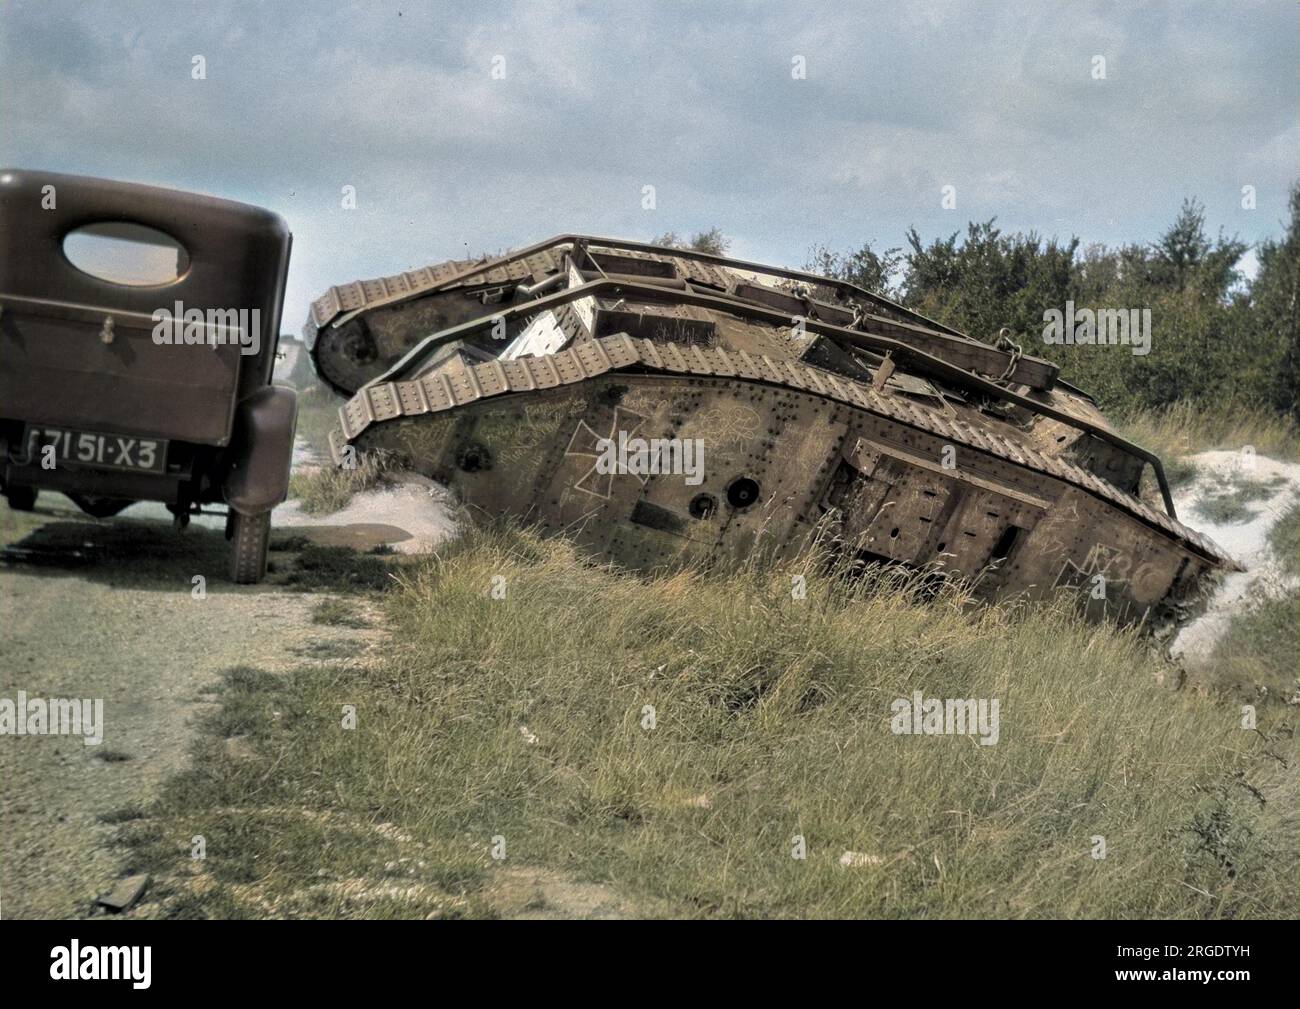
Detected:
[310,236,1237,626]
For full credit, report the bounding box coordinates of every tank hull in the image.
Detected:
[333,334,1232,625]
[316,237,1236,625]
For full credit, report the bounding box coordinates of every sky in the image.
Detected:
[2,0,1297,334]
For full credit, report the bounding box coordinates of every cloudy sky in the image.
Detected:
[3,0,1296,331]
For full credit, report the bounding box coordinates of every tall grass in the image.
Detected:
[1268,500,1300,578]
[1118,401,1300,462]
[1207,591,1300,704]
[288,450,395,516]
[123,523,1299,918]
[294,384,346,460]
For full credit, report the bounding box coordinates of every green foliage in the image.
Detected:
[804,241,903,299]
[902,221,1080,344]
[1148,198,1248,297]
[651,227,731,256]
[813,185,1299,420]
[1251,184,1300,415]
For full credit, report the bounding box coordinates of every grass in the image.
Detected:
[290,637,367,660]
[1268,500,1300,577]
[312,597,373,629]
[287,383,393,516]
[1207,590,1300,704]
[1118,401,1300,463]
[98,805,149,825]
[294,384,347,460]
[1198,498,1300,703]
[118,523,1300,919]
[279,543,403,593]
[288,449,396,516]
[1193,474,1287,525]
[1162,455,1200,489]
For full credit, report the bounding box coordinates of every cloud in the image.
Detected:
[2,0,1295,330]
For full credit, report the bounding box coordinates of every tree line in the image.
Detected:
[661,185,1299,418]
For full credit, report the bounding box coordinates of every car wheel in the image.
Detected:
[228,510,271,584]
[6,487,37,512]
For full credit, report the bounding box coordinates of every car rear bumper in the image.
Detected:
[1,384,298,514]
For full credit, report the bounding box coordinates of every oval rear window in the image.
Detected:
[63,221,190,286]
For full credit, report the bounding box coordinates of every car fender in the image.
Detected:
[223,385,298,514]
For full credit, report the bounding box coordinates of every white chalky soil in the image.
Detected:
[1170,451,1300,667]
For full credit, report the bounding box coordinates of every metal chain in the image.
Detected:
[994,327,1023,383]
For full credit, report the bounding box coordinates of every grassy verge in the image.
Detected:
[119,524,1299,919]
[1200,499,1300,703]
[289,385,399,516]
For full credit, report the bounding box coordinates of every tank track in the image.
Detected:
[304,235,990,397]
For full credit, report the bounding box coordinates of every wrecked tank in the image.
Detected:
[312,236,1237,625]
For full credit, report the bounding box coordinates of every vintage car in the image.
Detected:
[0,169,296,582]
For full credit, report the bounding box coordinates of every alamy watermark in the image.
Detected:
[50,941,150,989]
[595,432,705,486]
[1043,301,1150,356]
[0,691,104,745]
[890,690,1000,746]
[151,302,260,356]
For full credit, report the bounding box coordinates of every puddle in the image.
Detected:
[275,472,457,555]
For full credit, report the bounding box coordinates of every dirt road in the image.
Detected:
[0,497,369,919]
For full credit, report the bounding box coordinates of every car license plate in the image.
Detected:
[22,426,166,474]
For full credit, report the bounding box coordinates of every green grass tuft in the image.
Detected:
[312,597,373,629]
[1162,455,1200,489]
[289,450,396,516]
[1193,474,1286,525]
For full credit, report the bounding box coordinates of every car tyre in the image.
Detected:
[6,487,37,512]
[228,509,271,584]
